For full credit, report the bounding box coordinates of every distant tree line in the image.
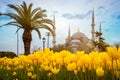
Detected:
[0,51,17,58]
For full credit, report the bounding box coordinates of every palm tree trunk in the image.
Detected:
[22,29,32,55]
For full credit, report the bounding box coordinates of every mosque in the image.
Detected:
[64,9,98,53]
[52,9,101,53]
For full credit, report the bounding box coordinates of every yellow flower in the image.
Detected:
[13,71,17,76]
[77,60,82,68]
[47,72,52,77]
[64,57,71,64]
[50,67,60,74]
[27,72,32,77]
[17,65,24,70]
[31,74,37,79]
[106,60,112,70]
[100,52,111,63]
[6,66,11,70]
[44,65,52,71]
[107,47,120,60]
[56,58,63,66]
[82,66,86,73]
[96,67,104,77]
[94,54,103,68]
[113,60,117,70]
[28,66,34,71]
[67,62,76,71]
[74,70,78,75]
[13,59,19,66]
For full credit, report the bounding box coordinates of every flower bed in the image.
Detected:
[0,47,120,80]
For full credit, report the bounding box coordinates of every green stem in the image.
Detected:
[112,58,115,80]
[75,75,80,80]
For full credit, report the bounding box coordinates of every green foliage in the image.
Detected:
[0,51,17,58]
[51,44,67,52]
[93,31,109,52]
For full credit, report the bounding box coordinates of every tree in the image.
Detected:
[0,2,54,55]
[93,31,109,52]
[51,44,67,52]
[0,51,17,58]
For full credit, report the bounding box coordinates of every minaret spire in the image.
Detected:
[52,13,56,47]
[68,25,71,39]
[91,8,95,41]
[99,22,102,38]
[67,25,71,42]
[99,22,101,33]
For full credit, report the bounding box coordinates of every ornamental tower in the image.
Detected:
[91,9,95,41]
[99,22,101,33]
[99,22,102,39]
[68,25,71,40]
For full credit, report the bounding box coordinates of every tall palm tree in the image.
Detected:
[0,2,54,55]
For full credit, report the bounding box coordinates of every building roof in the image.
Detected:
[71,32,88,42]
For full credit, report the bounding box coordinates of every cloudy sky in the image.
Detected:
[0,0,120,54]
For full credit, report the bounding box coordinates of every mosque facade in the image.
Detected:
[64,9,97,53]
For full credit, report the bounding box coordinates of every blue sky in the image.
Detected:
[0,0,120,54]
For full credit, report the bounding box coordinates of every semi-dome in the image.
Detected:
[69,39,81,47]
[70,39,81,44]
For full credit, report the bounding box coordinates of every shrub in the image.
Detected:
[0,51,17,58]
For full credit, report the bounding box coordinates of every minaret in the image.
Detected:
[52,14,56,47]
[98,22,102,52]
[99,22,102,38]
[99,22,101,33]
[65,25,71,46]
[91,9,95,41]
[68,25,71,40]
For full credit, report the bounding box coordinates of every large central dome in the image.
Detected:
[71,32,89,43]
[72,32,86,38]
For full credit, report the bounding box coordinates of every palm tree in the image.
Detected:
[0,2,54,55]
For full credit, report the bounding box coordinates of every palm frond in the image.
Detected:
[4,13,22,22]
[31,12,43,21]
[28,3,33,15]
[31,9,47,21]
[42,9,46,13]
[40,19,54,28]
[34,28,41,39]
[40,9,47,17]
[0,21,22,28]
[16,27,21,33]
[20,1,28,18]
[31,7,41,18]
[21,1,27,12]
[17,5,24,18]
[38,24,54,36]
[8,4,24,18]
